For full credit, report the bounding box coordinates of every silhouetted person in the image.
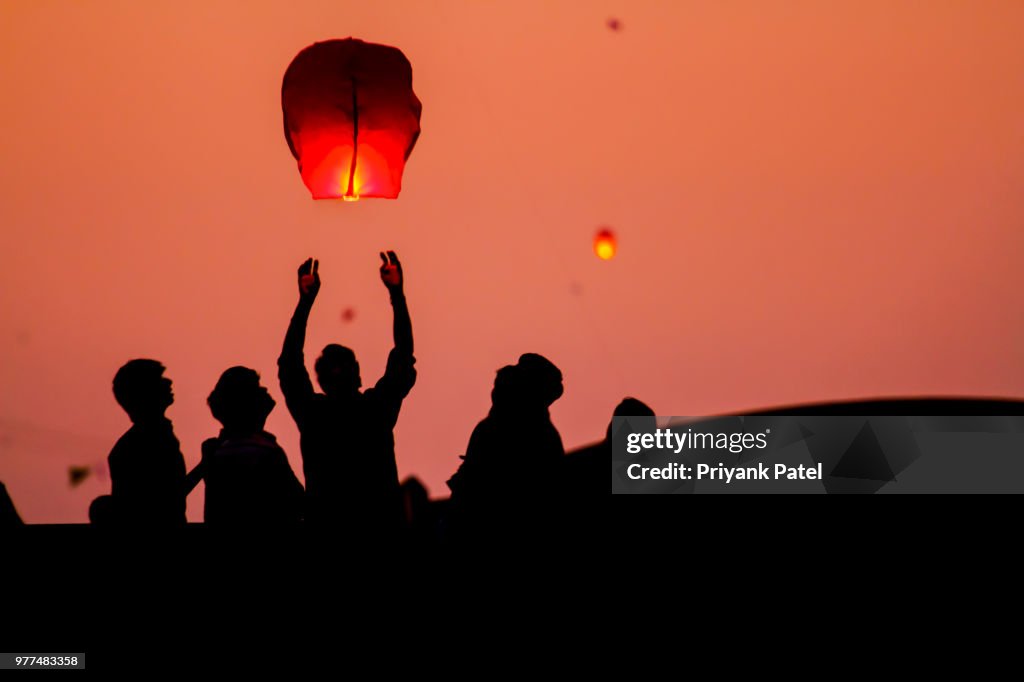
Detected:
[446,353,565,541]
[0,482,24,527]
[566,397,656,495]
[191,367,304,526]
[278,253,416,537]
[107,359,187,526]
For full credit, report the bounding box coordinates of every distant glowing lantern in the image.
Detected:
[282,38,422,200]
[594,229,617,260]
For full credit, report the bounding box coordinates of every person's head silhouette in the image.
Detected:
[607,397,656,440]
[208,367,276,435]
[315,344,361,397]
[614,397,654,419]
[112,359,173,423]
[516,353,564,408]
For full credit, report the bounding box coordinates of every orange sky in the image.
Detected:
[2,1,1023,521]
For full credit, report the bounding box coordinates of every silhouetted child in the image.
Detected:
[107,359,187,526]
[197,367,304,526]
[446,353,565,541]
[278,253,416,537]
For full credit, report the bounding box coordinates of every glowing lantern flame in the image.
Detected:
[282,38,422,200]
[594,229,617,260]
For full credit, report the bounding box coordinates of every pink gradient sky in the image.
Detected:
[2,1,1022,521]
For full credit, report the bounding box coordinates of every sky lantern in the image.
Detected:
[594,228,617,260]
[282,38,422,200]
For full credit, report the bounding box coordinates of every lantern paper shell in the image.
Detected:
[282,38,422,200]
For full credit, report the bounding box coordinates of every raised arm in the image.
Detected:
[373,251,416,409]
[184,461,205,496]
[183,437,219,495]
[277,258,320,423]
[380,251,413,355]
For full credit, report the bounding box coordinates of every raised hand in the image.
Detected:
[379,251,403,293]
[297,257,321,302]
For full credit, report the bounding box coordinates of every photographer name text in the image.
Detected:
[626,462,822,482]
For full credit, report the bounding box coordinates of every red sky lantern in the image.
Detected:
[282,38,422,200]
